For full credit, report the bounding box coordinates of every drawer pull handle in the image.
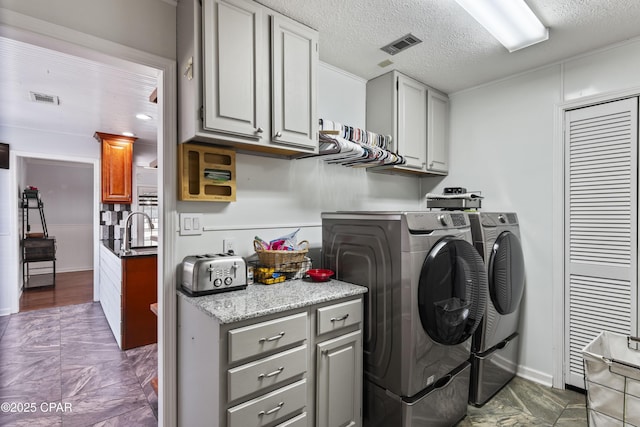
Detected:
[258,367,284,380]
[258,401,284,417]
[259,332,285,343]
[331,314,349,322]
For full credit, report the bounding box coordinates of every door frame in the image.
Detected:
[552,86,640,389]
[0,11,178,425]
[10,154,100,306]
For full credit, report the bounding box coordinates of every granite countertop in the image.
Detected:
[177,279,368,324]
[101,239,158,258]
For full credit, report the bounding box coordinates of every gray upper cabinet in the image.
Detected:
[202,0,266,140]
[178,0,319,156]
[271,14,318,151]
[366,70,449,176]
[427,91,449,174]
[397,74,428,170]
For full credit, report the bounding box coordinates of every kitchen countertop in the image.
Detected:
[101,239,158,258]
[177,279,367,324]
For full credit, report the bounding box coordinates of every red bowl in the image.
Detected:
[306,269,334,282]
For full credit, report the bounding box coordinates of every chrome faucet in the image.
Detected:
[121,211,154,254]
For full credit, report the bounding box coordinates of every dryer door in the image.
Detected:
[489,231,525,315]
[418,237,488,345]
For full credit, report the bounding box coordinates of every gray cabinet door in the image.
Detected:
[271,14,318,151]
[202,0,266,139]
[397,74,427,170]
[316,330,362,427]
[427,91,449,173]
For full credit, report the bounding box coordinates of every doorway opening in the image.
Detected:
[18,157,95,312]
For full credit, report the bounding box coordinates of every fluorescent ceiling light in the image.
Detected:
[122,131,135,137]
[455,0,549,52]
[136,113,152,120]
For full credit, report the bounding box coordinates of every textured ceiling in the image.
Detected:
[257,0,640,93]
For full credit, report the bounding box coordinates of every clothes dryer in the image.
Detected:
[468,212,525,406]
[322,211,488,426]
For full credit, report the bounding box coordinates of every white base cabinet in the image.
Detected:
[366,70,449,176]
[178,295,363,427]
[99,244,122,349]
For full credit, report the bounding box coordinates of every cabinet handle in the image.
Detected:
[184,57,193,81]
[258,401,284,417]
[257,366,284,380]
[275,131,282,138]
[256,127,264,133]
[330,314,349,322]
[258,331,285,343]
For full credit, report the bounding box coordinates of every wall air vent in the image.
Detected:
[29,91,60,105]
[380,33,423,55]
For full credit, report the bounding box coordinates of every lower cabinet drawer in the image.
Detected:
[227,379,307,427]
[317,299,362,335]
[228,312,308,363]
[276,412,307,427]
[228,344,307,402]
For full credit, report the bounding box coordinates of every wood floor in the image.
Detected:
[19,270,93,312]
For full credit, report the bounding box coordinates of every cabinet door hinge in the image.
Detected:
[396,79,399,91]
[199,105,204,121]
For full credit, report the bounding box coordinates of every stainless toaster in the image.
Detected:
[180,253,247,296]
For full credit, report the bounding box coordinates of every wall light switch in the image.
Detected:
[179,213,203,236]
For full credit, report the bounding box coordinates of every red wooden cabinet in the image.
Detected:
[94,132,136,204]
[122,255,158,350]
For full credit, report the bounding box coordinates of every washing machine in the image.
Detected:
[468,212,525,406]
[322,211,488,426]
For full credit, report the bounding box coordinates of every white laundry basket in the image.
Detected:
[582,331,640,426]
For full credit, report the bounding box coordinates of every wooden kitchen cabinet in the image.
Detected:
[99,244,157,350]
[94,132,136,203]
[122,255,158,350]
[366,70,449,176]
[177,0,319,156]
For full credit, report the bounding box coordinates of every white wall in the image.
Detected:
[25,159,93,272]
[175,63,423,262]
[431,37,640,386]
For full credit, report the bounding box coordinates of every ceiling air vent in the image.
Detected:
[29,91,60,105]
[380,33,423,55]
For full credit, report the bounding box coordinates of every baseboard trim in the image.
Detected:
[516,365,554,388]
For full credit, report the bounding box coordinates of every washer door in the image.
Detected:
[488,231,525,315]
[418,237,487,345]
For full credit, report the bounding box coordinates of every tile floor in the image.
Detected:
[457,376,588,426]
[0,302,157,426]
[0,301,588,427]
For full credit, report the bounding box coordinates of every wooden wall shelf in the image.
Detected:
[178,143,236,202]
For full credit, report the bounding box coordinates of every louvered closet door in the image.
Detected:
[564,97,638,389]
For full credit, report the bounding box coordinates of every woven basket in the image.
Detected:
[253,240,309,270]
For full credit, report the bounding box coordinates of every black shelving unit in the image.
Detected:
[21,189,56,289]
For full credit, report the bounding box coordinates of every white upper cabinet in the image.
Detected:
[397,74,428,170]
[202,0,266,139]
[427,91,449,174]
[178,0,319,156]
[271,14,318,150]
[366,70,449,176]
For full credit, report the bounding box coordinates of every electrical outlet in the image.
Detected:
[223,238,236,254]
[179,213,203,236]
